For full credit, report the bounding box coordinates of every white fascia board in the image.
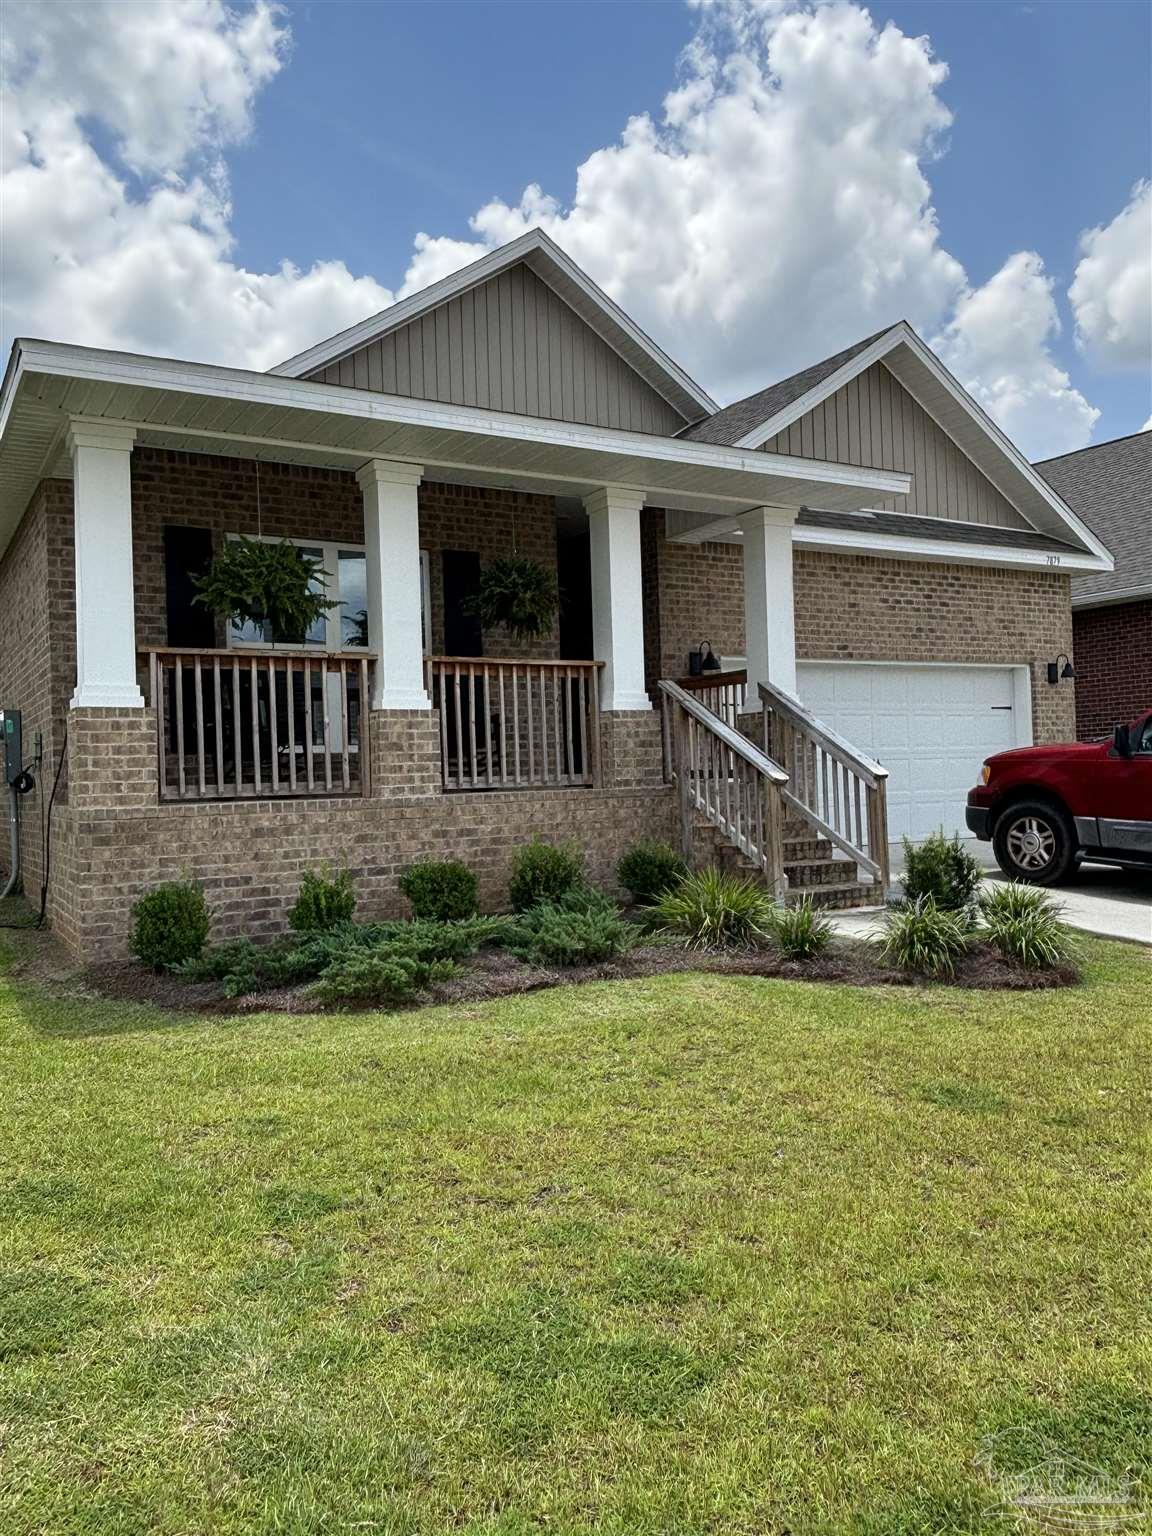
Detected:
[732,321,1114,566]
[6,340,908,498]
[268,228,719,420]
[791,522,1111,574]
[1071,582,1152,609]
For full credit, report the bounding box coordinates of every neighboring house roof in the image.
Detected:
[676,319,1114,564]
[1034,432,1152,607]
[677,326,894,446]
[269,228,719,426]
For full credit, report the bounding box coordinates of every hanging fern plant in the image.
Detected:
[194,537,336,644]
[466,556,560,642]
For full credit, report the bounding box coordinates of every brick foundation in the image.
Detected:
[368,710,441,798]
[599,710,665,790]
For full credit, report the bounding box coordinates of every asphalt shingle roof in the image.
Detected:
[678,325,897,446]
[796,507,1079,555]
[1034,433,1152,603]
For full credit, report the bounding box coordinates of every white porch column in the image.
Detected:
[584,485,651,712]
[742,505,798,707]
[357,459,431,711]
[68,421,144,709]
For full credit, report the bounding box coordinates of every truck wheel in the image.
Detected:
[992,800,1077,885]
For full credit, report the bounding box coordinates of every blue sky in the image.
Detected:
[4,0,1150,457]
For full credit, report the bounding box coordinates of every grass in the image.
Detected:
[0,930,1149,1534]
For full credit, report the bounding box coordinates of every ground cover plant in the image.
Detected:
[0,925,1147,1533]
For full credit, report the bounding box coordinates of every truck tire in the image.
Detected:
[992,799,1078,885]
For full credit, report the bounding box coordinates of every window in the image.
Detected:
[226,536,431,653]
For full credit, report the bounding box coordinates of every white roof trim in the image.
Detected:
[268,228,719,423]
[731,321,1113,564]
[791,521,1108,574]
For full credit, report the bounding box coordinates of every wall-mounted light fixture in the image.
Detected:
[1046,653,1076,685]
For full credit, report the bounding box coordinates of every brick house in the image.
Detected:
[1035,432,1151,740]
[0,230,1113,959]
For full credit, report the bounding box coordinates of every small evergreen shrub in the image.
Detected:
[510,903,636,967]
[289,867,357,932]
[652,868,773,950]
[616,840,688,906]
[979,883,1076,969]
[383,916,515,963]
[877,896,971,977]
[508,837,585,912]
[901,832,984,912]
[769,898,834,961]
[130,880,211,971]
[399,860,478,921]
[307,950,457,1006]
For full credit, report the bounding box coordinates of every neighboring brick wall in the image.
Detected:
[128,448,560,659]
[793,551,1076,742]
[1072,599,1152,739]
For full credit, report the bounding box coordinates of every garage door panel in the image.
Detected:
[797,663,1028,842]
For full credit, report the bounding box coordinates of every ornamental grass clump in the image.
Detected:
[130,880,211,971]
[768,897,834,962]
[877,896,971,978]
[652,867,774,950]
[979,882,1077,970]
[616,840,688,906]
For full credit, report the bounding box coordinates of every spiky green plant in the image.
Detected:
[768,897,835,961]
[877,896,971,978]
[652,867,774,950]
[979,883,1076,969]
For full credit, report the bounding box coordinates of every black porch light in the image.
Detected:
[1046,653,1076,685]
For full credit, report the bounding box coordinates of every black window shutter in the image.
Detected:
[164,525,217,648]
[442,550,483,656]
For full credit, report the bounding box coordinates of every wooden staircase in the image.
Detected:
[659,674,891,910]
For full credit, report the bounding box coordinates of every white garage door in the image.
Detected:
[796,663,1026,842]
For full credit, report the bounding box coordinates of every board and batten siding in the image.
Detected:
[306,263,688,437]
[762,361,1030,529]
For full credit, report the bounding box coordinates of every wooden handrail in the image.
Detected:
[660,680,786,783]
[757,679,888,785]
[674,669,747,691]
[141,645,379,661]
[427,655,604,669]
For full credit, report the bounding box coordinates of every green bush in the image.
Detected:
[616,840,688,906]
[652,867,773,950]
[877,896,971,978]
[979,883,1076,969]
[508,837,585,912]
[399,860,478,922]
[130,880,211,971]
[769,898,834,961]
[510,902,636,967]
[901,832,984,912]
[383,915,515,963]
[307,950,457,1006]
[289,867,356,932]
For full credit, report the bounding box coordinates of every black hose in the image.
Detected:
[37,725,68,928]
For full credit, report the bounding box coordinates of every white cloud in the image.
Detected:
[934,252,1099,460]
[0,0,394,367]
[1069,181,1152,370]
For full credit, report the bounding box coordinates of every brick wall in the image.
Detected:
[642,510,744,684]
[1072,599,1152,740]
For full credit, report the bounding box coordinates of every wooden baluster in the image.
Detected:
[268,657,280,795]
[174,657,186,798]
[537,666,549,786]
[249,657,262,796]
[153,655,167,798]
[452,663,464,790]
[212,658,224,796]
[483,666,494,789]
[285,658,298,793]
[678,708,694,864]
[193,656,206,797]
[576,670,588,786]
[497,665,508,787]
[466,663,478,790]
[563,667,575,783]
[320,659,332,791]
[359,657,370,796]
[511,664,522,786]
[230,658,242,794]
[302,658,314,792]
[525,665,536,784]
[551,666,562,785]
[831,752,842,838]
[339,661,351,792]
[437,663,450,789]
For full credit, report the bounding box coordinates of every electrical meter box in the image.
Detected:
[1,710,22,786]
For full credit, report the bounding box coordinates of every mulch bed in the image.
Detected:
[54,937,1080,1017]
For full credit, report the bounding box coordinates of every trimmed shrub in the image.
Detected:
[901,832,984,913]
[877,896,970,977]
[130,880,211,971]
[307,950,457,1006]
[769,898,834,961]
[289,867,356,933]
[652,868,773,950]
[508,837,585,912]
[979,883,1076,969]
[616,840,688,906]
[510,902,636,967]
[383,916,515,963]
[399,860,478,922]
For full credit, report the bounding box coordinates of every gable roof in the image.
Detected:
[269,228,719,426]
[677,326,893,446]
[680,320,1114,563]
[1036,431,1151,606]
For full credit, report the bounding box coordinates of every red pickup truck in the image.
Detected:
[966,709,1152,883]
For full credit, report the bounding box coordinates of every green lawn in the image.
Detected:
[1,934,1149,1535]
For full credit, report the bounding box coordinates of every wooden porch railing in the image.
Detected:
[673,670,746,729]
[145,648,372,800]
[658,679,788,899]
[757,679,891,889]
[427,658,603,791]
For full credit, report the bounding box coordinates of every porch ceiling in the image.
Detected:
[0,340,910,557]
